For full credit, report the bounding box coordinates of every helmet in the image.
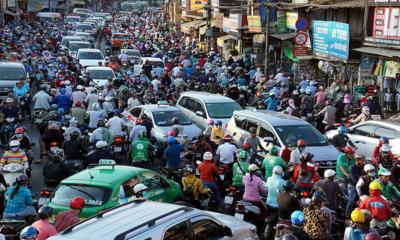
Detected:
[248,164,259,172]
[238,150,248,160]
[20,226,38,240]
[270,146,279,155]
[171,117,179,125]
[38,206,53,219]
[380,136,389,144]
[138,130,147,139]
[301,152,314,162]
[71,130,80,139]
[324,169,336,178]
[70,196,85,209]
[297,139,306,147]
[249,127,257,134]
[354,153,365,159]
[380,145,390,153]
[133,183,148,194]
[364,164,375,173]
[284,181,295,191]
[51,104,58,110]
[290,210,305,225]
[203,151,213,161]
[207,119,214,125]
[167,136,176,144]
[378,167,391,176]
[10,140,20,147]
[5,97,14,103]
[365,233,380,240]
[282,234,297,240]
[343,147,355,154]
[96,140,107,148]
[312,190,327,203]
[273,166,283,175]
[167,130,176,136]
[223,135,232,141]
[16,174,28,185]
[184,164,196,174]
[338,126,347,134]
[243,142,251,150]
[369,181,382,191]
[351,209,365,223]
[15,127,25,134]
[215,120,222,126]
[51,148,64,161]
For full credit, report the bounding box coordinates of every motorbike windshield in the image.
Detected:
[274,125,329,147]
[51,184,112,208]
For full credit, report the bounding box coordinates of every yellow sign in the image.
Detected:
[247,16,262,33]
[286,11,298,30]
[253,34,265,44]
[190,0,206,11]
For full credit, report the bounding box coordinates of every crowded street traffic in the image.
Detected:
[0,1,399,240]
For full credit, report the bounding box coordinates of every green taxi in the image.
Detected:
[48,160,182,219]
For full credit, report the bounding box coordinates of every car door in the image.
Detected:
[138,171,166,202]
[228,114,247,146]
[162,220,191,240]
[193,100,208,129]
[238,119,259,144]
[349,124,377,159]
[189,217,227,240]
[177,96,196,123]
[373,125,398,156]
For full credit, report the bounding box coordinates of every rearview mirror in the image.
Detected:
[195,111,204,117]
[263,137,273,143]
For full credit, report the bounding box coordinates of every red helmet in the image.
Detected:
[224,135,232,141]
[15,127,25,134]
[70,196,85,209]
[297,139,306,147]
[134,118,142,124]
[243,142,251,150]
[168,130,176,136]
[343,147,355,154]
[365,233,380,240]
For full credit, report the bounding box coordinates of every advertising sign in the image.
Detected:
[286,11,298,30]
[215,13,224,28]
[247,16,262,33]
[312,20,349,60]
[277,11,287,33]
[182,0,187,17]
[223,14,241,33]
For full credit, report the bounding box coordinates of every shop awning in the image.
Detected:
[217,35,236,47]
[270,33,296,41]
[353,47,400,58]
[180,20,207,34]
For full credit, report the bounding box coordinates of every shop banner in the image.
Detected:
[215,13,224,28]
[277,11,287,33]
[248,16,262,33]
[182,0,187,17]
[286,11,298,30]
[211,0,219,13]
[312,20,349,60]
[223,14,241,33]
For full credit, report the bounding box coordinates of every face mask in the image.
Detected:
[16,134,23,138]
[142,191,149,198]
[368,172,376,177]
[11,147,19,152]
[298,147,305,152]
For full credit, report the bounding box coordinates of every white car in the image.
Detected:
[76,23,96,35]
[72,8,93,15]
[93,12,111,22]
[60,36,84,49]
[326,120,400,160]
[85,66,115,86]
[133,57,164,75]
[68,41,91,58]
[65,15,81,26]
[121,49,141,64]
[74,32,94,43]
[76,49,105,67]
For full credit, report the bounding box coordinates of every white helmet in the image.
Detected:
[203,151,213,161]
[324,169,336,178]
[364,164,375,173]
[380,145,390,153]
[92,102,100,111]
[133,183,148,194]
[10,140,20,147]
[273,166,283,175]
[305,88,311,95]
[96,141,107,148]
[248,164,259,172]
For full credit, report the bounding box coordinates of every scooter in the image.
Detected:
[223,186,243,215]
[32,109,49,126]
[2,163,25,186]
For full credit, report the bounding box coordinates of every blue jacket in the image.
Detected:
[4,186,34,214]
[54,95,71,112]
[164,143,184,168]
[266,173,284,207]
[265,97,279,111]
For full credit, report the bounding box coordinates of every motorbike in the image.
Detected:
[32,109,49,126]
[111,135,128,165]
[223,186,243,215]
[234,200,265,237]
[2,163,25,186]
[161,167,183,186]
[0,219,27,240]
[3,117,19,143]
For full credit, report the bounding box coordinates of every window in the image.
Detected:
[153,111,192,126]
[374,126,397,139]
[242,120,258,132]
[353,125,376,137]
[51,184,112,208]
[205,102,242,118]
[194,101,206,116]
[78,51,104,60]
[0,67,26,80]
[234,116,246,129]
[185,98,197,111]
[130,108,142,117]
[163,221,189,240]
[138,171,162,189]
[191,219,224,240]
[274,125,328,147]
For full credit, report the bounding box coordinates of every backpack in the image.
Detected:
[182,178,197,200]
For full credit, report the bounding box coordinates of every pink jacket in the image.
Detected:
[242,173,267,202]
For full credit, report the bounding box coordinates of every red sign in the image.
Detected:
[293,46,309,57]
[294,32,308,46]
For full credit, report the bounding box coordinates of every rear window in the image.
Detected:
[78,51,103,60]
[274,125,329,147]
[87,69,114,79]
[205,102,242,118]
[66,17,80,22]
[69,42,91,51]
[0,66,26,80]
[77,24,93,31]
[112,34,131,40]
[148,61,164,68]
[51,184,112,208]
[152,110,192,126]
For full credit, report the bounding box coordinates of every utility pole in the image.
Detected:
[264,6,269,77]
[206,0,212,52]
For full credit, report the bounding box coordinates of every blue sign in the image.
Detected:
[312,21,349,60]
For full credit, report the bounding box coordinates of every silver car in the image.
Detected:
[326,120,400,160]
[225,110,340,169]
[49,200,259,240]
[123,104,202,144]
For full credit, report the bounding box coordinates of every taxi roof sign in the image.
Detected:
[99,159,116,166]
[157,100,169,106]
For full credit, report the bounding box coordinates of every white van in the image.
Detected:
[36,12,61,22]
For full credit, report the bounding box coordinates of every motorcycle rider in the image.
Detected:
[300,88,314,119]
[31,206,57,240]
[290,139,307,165]
[163,136,185,170]
[215,134,237,166]
[54,196,85,232]
[3,174,36,220]
[32,85,52,111]
[331,126,356,150]
[348,153,366,217]
[43,148,73,188]
[314,169,344,212]
[0,140,29,172]
[181,164,210,207]
[231,150,249,188]
[243,127,267,152]
[351,106,371,124]
[129,118,146,143]
[264,91,279,111]
[89,120,112,146]
[375,167,400,203]
[336,146,355,184]
[210,120,224,143]
[292,152,319,192]
[85,141,112,167]
[265,165,285,238]
[64,131,85,164]
[359,181,391,225]
[375,145,395,170]
[372,137,394,166]
[203,119,214,136]
[40,121,64,159]
[0,97,22,144]
[192,134,213,162]
[64,117,81,141]
[303,190,330,240]
[105,111,126,137]
[242,164,267,221]
[277,181,301,220]
[10,128,33,168]
[87,102,105,131]
[130,131,155,168]
[343,209,368,240]
[315,99,336,131]
[198,151,221,209]
[262,146,287,179]
[356,164,377,200]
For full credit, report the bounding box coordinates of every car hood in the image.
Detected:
[207,211,257,237]
[389,139,400,155]
[79,59,104,67]
[92,78,109,86]
[158,125,201,140]
[325,129,339,140]
[306,145,340,161]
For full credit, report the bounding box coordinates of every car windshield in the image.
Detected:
[77,24,93,31]
[206,102,242,118]
[148,61,164,68]
[152,110,192,126]
[66,17,80,22]
[113,34,131,40]
[69,42,91,51]
[78,51,103,60]
[87,69,114,79]
[51,184,112,208]
[274,125,329,147]
[123,51,141,57]
[0,67,26,80]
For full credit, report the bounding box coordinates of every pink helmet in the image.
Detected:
[343,94,352,104]
[207,119,214,125]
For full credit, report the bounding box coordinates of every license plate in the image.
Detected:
[234,213,244,220]
[39,198,49,205]
[224,196,233,204]
[114,146,122,152]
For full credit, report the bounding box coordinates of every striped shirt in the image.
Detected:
[0,150,28,165]
[54,210,80,232]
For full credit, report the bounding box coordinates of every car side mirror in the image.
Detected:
[224,226,233,237]
[263,137,273,143]
[195,111,204,117]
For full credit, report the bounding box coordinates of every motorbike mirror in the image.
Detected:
[224,226,233,237]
